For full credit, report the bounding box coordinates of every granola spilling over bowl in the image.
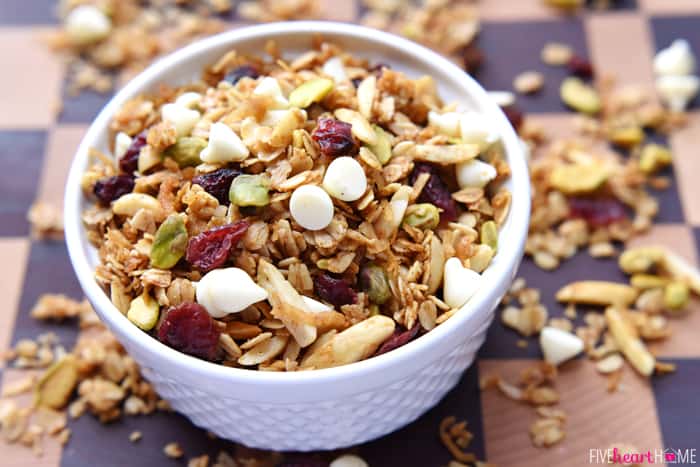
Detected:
[80,40,512,370]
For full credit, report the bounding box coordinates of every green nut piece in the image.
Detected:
[229,174,270,207]
[367,125,392,165]
[359,263,392,305]
[127,292,160,331]
[560,77,601,115]
[403,203,440,230]
[630,274,669,290]
[151,214,188,269]
[619,246,664,274]
[663,281,690,311]
[639,144,672,175]
[164,136,207,167]
[480,220,499,251]
[289,78,334,108]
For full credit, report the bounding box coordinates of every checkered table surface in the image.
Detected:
[1,1,699,466]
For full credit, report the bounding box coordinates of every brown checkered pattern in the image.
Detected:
[1,1,699,466]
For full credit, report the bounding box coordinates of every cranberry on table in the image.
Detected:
[314,273,357,308]
[223,65,260,84]
[93,174,134,204]
[185,221,250,272]
[462,44,484,74]
[567,197,627,227]
[157,302,220,360]
[192,167,241,205]
[312,118,358,158]
[375,324,421,356]
[568,55,595,79]
[410,163,458,222]
[502,105,524,132]
[119,131,147,174]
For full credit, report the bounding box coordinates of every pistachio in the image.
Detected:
[229,174,270,207]
[639,144,672,174]
[605,307,655,376]
[164,136,207,167]
[366,125,392,165]
[480,220,499,251]
[556,281,638,306]
[618,246,664,274]
[549,163,609,195]
[609,126,644,148]
[560,77,601,114]
[359,263,392,305]
[150,214,187,269]
[127,292,160,331]
[35,355,80,410]
[663,281,690,311]
[403,203,440,230]
[288,78,334,108]
[630,274,668,290]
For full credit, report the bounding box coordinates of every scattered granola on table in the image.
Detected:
[80,40,511,370]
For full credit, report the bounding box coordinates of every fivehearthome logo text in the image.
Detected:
[589,447,697,464]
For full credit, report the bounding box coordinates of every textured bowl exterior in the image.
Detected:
[65,22,530,451]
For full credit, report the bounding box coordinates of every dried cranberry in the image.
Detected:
[568,55,595,79]
[192,168,240,205]
[462,44,484,74]
[224,64,260,84]
[185,221,250,272]
[375,324,421,356]
[314,273,357,308]
[119,131,147,174]
[503,105,524,132]
[157,302,220,360]
[312,118,358,158]
[568,197,627,227]
[410,163,458,222]
[93,175,134,204]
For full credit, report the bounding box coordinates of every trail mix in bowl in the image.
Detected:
[81,40,512,370]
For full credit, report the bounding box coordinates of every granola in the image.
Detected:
[80,40,511,371]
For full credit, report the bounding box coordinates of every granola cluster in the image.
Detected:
[80,41,511,371]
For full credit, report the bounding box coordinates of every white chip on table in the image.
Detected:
[161,103,200,137]
[290,185,335,231]
[488,90,516,108]
[656,75,700,112]
[539,326,584,366]
[199,122,249,163]
[64,5,112,45]
[195,268,268,318]
[654,39,696,77]
[322,156,367,202]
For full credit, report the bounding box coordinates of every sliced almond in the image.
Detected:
[412,144,480,165]
[335,108,377,145]
[596,353,624,374]
[605,307,655,376]
[238,335,289,366]
[556,281,638,306]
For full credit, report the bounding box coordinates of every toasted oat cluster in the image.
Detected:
[80,41,511,371]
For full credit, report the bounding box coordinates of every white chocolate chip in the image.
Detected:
[654,39,696,77]
[456,159,497,189]
[290,185,334,231]
[460,112,499,150]
[161,103,200,137]
[64,5,111,45]
[539,326,584,366]
[175,92,202,109]
[330,455,369,467]
[428,111,462,137]
[114,132,132,161]
[656,75,700,112]
[322,156,367,201]
[199,122,249,164]
[443,257,482,309]
[195,268,268,318]
[302,296,332,313]
[253,77,289,109]
[322,57,348,83]
[488,90,516,108]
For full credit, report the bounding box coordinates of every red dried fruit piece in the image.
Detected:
[312,118,358,158]
[503,105,524,132]
[568,197,627,227]
[185,221,249,272]
[93,175,134,204]
[375,324,421,356]
[157,302,221,360]
[410,163,458,222]
[314,273,357,308]
[462,44,484,74]
[192,168,240,205]
[224,64,260,84]
[119,131,147,174]
[568,55,595,79]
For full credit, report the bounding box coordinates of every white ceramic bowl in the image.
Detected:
[64,21,530,451]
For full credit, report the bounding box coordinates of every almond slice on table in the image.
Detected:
[605,307,655,376]
[556,281,638,306]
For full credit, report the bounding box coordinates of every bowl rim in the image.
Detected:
[64,21,530,389]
